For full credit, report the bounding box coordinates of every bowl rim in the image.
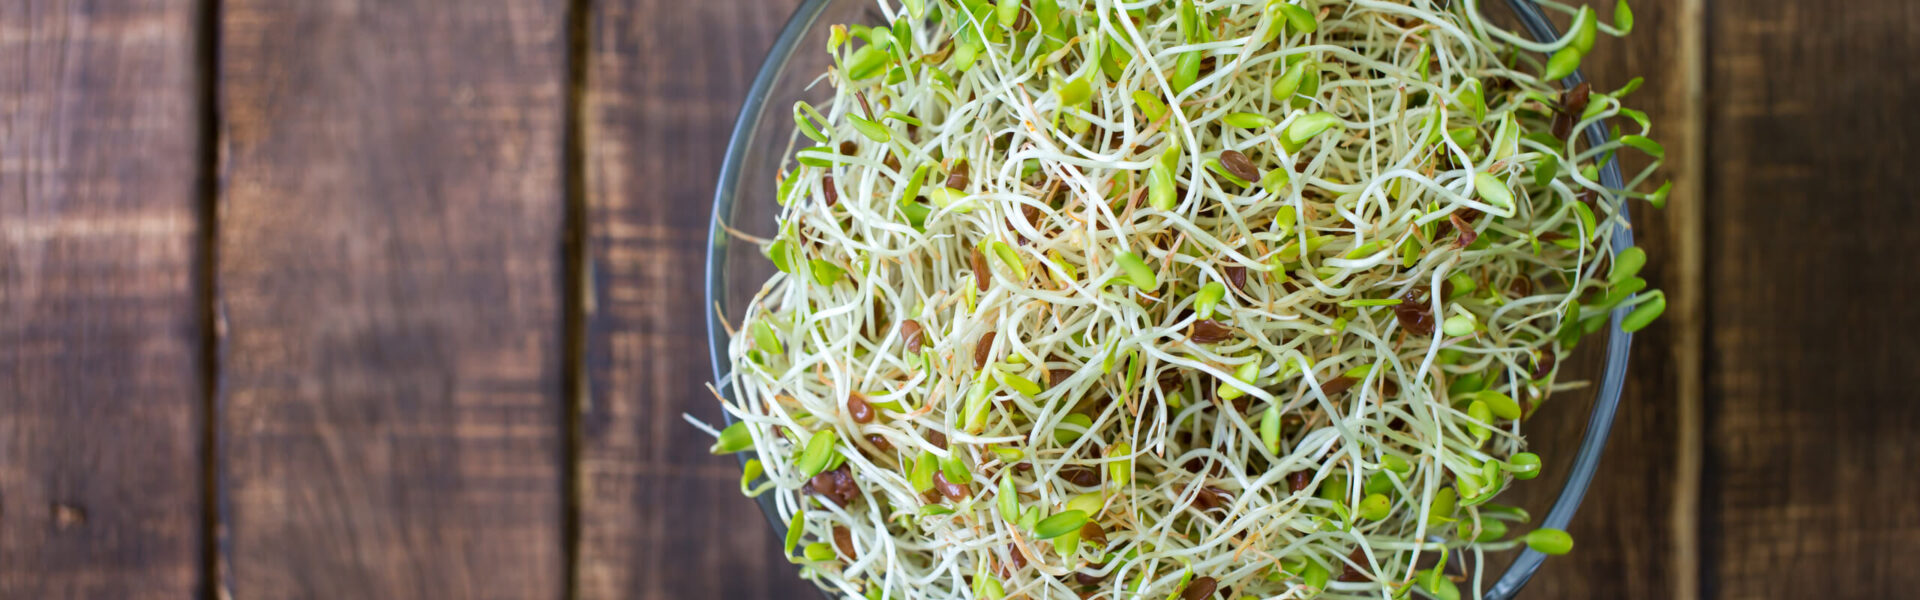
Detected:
[704,1,1635,596]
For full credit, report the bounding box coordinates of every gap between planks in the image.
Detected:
[562,0,596,598]
[1671,0,1708,598]
[195,0,225,598]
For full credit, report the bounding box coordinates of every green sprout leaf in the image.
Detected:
[1276,2,1317,34]
[1171,51,1202,94]
[1610,247,1648,285]
[1475,390,1523,420]
[940,454,974,485]
[804,541,836,562]
[751,319,782,354]
[784,510,805,554]
[849,114,892,143]
[910,451,937,492]
[1194,282,1226,319]
[998,474,1019,517]
[1507,452,1543,480]
[997,370,1044,397]
[1359,493,1391,521]
[1282,112,1341,151]
[1053,413,1094,445]
[1620,134,1665,158]
[1543,46,1582,81]
[793,101,830,143]
[1223,112,1277,129]
[1473,172,1513,212]
[1271,60,1311,100]
[1621,290,1666,333]
[1524,528,1575,555]
[1033,510,1089,539]
[712,421,754,454]
[1114,251,1158,290]
[1648,179,1673,208]
[797,429,839,478]
[1109,442,1134,486]
[1571,7,1598,55]
[1133,90,1168,122]
[1457,78,1487,123]
[990,241,1028,280]
[848,44,890,80]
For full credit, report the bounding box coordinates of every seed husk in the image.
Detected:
[1060,465,1100,487]
[1224,265,1247,291]
[1338,547,1372,581]
[833,525,857,559]
[946,160,970,190]
[974,331,996,370]
[899,319,925,352]
[1219,150,1260,181]
[847,392,874,423]
[1181,576,1218,600]
[971,245,992,291]
[1189,320,1235,343]
[1078,522,1108,547]
[933,471,969,501]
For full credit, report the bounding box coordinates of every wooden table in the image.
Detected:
[3,0,1915,598]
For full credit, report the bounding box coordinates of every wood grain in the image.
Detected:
[215,0,570,597]
[1705,1,1920,598]
[1526,0,1706,598]
[0,1,207,597]
[574,0,819,598]
[5,0,1918,598]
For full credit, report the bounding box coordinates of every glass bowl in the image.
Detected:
[705,2,1633,597]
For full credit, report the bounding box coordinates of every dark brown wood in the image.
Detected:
[1528,0,1706,598]
[6,0,1920,597]
[215,1,570,598]
[1704,1,1920,598]
[0,1,207,597]
[574,0,818,598]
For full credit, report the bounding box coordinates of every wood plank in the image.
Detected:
[215,1,570,597]
[1527,0,1707,598]
[0,1,207,597]
[575,0,819,597]
[1705,1,1920,598]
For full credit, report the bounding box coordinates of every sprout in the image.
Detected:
[1033,510,1088,539]
[803,541,836,562]
[1282,112,1341,151]
[1359,493,1391,521]
[1271,60,1312,100]
[750,320,781,355]
[1108,442,1134,486]
[1476,390,1523,420]
[1507,452,1543,480]
[796,430,838,478]
[711,421,754,454]
[1114,251,1157,290]
[1524,528,1576,555]
[1544,46,1582,80]
[849,114,891,143]
[721,0,1661,596]
[1622,290,1667,333]
[1473,172,1514,212]
[783,510,804,555]
[1224,112,1277,129]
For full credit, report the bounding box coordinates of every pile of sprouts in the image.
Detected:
[705,0,1667,598]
